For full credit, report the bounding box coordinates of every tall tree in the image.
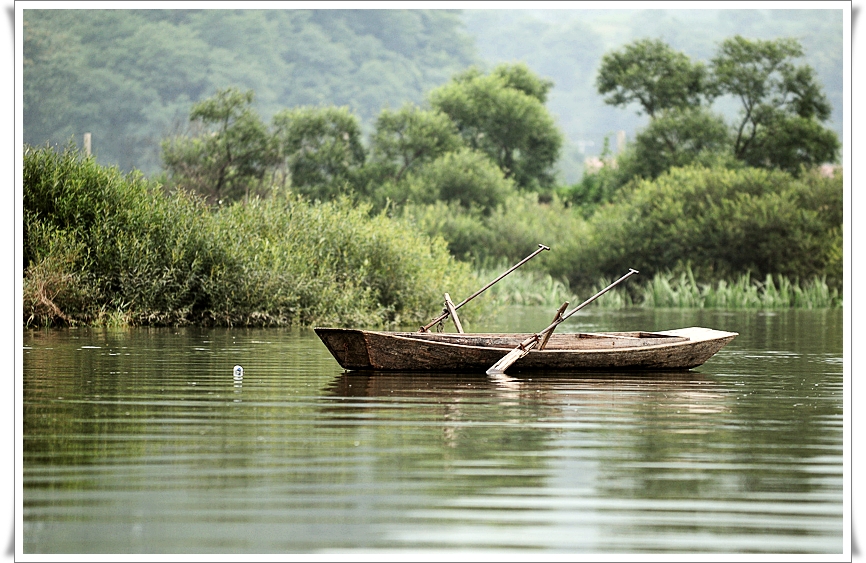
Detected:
[619,107,732,180]
[711,35,839,173]
[271,106,366,201]
[402,148,517,214]
[596,38,711,118]
[429,63,563,192]
[594,36,839,182]
[368,104,463,183]
[161,88,277,204]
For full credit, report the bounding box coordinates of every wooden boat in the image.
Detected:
[314,327,738,372]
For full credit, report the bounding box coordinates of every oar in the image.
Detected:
[419,244,550,332]
[486,269,639,375]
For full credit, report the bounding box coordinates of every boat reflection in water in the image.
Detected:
[321,370,731,445]
[319,370,736,520]
[327,370,725,405]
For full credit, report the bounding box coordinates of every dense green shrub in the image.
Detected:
[576,164,843,290]
[23,144,482,327]
[399,148,517,214]
[203,193,482,327]
[25,142,842,327]
[403,192,591,272]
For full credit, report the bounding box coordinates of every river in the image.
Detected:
[22,308,844,554]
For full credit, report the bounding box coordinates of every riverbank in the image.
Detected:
[23,144,841,329]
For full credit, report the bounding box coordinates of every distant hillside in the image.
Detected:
[23,9,479,174]
[461,8,844,182]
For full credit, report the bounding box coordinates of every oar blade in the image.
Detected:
[486,346,530,376]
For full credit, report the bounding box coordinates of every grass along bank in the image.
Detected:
[484,266,841,310]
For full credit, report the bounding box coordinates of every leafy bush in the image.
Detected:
[576,164,843,290]
[23,144,482,327]
[203,192,482,327]
[403,192,591,272]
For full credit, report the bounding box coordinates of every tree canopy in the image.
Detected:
[271,106,367,201]
[429,63,563,192]
[593,35,839,184]
[596,38,711,117]
[367,104,463,184]
[161,88,278,204]
[711,35,839,172]
[24,9,843,184]
[158,63,563,208]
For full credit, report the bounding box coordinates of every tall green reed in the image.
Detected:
[635,267,840,309]
[480,266,577,308]
[483,265,840,311]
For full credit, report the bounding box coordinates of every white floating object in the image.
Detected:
[233,365,244,378]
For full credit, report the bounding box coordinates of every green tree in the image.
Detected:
[401,148,517,214]
[367,103,463,183]
[594,35,839,184]
[161,88,277,204]
[271,106,366,201]
[456,61,555,103]
[711,35,839,173]
[617,107,732,180]
[429,63,564,192]
[596,38,711,118]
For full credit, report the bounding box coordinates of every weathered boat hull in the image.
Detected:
[314,327,738,372]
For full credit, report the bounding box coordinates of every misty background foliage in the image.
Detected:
[23,8,843,182]
[24,9,477,174]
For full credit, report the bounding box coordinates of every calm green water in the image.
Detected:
[22,308,844,554]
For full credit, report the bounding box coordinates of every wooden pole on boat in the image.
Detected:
[443,293,464,333]
[486,269,639,375]
[539,301,569,350]
[419,244,550,332]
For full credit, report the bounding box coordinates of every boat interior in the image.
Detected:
[399,331,690,350]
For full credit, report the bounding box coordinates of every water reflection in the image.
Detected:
[317,371,733,495]
[316,369,839,553]
[324,370,728,414]
[22,309,843,554]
